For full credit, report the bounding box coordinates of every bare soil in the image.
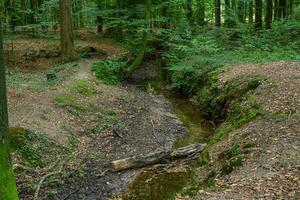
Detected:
[6,38,186,200]
[177,61,300,200]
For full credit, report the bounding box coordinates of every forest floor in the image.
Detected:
[176,61,300,200]
[4,36,300,200]
[6,38,186,200]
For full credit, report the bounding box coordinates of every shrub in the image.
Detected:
[92,57,128,85]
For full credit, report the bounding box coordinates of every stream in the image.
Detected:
[122,63,214,199]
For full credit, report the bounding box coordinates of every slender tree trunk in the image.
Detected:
[279,0,287,18]
[237,0,245,22]
[126,0,151,77]
[225,0,232,27]
[59,0,77,62]
[186,0,193,23]
[289,0,293,16]
[197,0,205,26]
[255,0,262,30]
[0,18,20,200]
[249,0,254,23]
[274,0,279,20]
[215,0,221,27]
[96,1,103,33]
[266,0,273,29]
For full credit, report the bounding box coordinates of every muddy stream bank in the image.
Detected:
[120,61,214,200]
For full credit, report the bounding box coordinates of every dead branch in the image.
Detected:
[34,161,65,200]
[111,143,206,172]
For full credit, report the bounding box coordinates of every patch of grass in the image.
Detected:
[54,95,77,106]
[92,109,125,133]
[195,151,210,166]
[71,80,96,96]
[53,95,92,111]
[92,57,127,85]
[220,155,244,175]
[209,100,263,145]
[218,143,245,175]
[10,127,63,167]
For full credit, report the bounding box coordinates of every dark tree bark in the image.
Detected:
[186,0,193,23]
[126,0,151,76]
[96,1,103,33]
[197,0,205,26]
[278,0,287,18]
[215,0,221,27]
[274,0,279,20]
[249,0,254,23]
[289,0,293,16]
[255,0,262,30]
[225,0,235,27]
[266,0,273,29]
[59,0,77,62]
[0,18,20,200]
[237,0,245,22]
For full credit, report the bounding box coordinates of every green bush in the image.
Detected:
[92,57,128,85]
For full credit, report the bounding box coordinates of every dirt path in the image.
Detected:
[8,58,187,200]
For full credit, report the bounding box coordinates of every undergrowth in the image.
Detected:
[10,127,66,167]
[162,19,300,96]
[92,57,128,85]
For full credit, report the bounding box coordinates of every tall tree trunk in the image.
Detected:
[96,1,103,33]
[289,0,293,16]
[249,0,254,23]
[215,0,221,27]
[279,0,287,18]
[0,17,20,200]
[266,0,273,29]
[126,0,151,77]
[237,0,245,22]
[186,0,193,23]
[59,0,77,62]
[255,0,262,30]
[225,0,232,27]
[197,0,205,26]
[274,0,279,20]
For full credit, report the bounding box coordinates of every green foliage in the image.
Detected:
[195,151,210,166]
[92,57,128,85]
[91,109,124,133]
[10,127,60,167]
[162,20,300,96]
[198,77,263,121]
[72,80,96,96]
[209,96,263,145]
[221,155,244,175]
[54,95,91,111]
[219,143,245,175]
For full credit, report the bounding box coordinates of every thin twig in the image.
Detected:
[34,161,65,200]
[98,169,109,178]
[61,188,80,200]
[150,118,164,148]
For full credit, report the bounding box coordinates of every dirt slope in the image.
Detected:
[177,61,300,200]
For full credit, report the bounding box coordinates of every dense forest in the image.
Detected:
[0,0,299,199]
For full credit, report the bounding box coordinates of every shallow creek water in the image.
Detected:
[122,79,214,200]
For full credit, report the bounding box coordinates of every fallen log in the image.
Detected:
[111,143,206,172]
